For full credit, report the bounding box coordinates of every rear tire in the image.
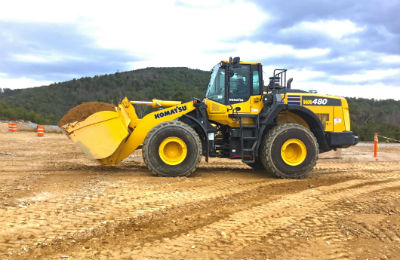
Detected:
[261,124,318,179]
[142,121,202,177]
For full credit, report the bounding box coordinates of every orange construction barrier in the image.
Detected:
[37,125,44,137]
[8,122,17,132]
[374,132,378,158]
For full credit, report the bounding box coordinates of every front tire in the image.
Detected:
[142,121,202,177]
[261,124,318,179]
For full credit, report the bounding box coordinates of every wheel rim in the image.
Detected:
[280,138,307,166]
[158,137,187,165]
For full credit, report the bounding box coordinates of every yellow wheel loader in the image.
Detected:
[60,57,358,178]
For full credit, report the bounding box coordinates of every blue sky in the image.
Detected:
[1,0,399,99]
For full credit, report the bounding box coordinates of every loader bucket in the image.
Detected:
[59,103,131,160]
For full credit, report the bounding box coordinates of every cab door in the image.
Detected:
[228,64,263,114]
[228,64,251,113]
[205,63,263,127]
[228,64,262,111]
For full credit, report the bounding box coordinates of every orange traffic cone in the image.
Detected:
[8,122,17,132]
[37,125,44,137]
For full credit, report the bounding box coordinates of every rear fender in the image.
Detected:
[258,104,330,154]
[287,105,330,153]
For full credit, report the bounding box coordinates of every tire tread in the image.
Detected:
[261,123,318,179]
[142,121,202,177]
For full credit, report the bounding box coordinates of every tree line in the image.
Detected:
[0,67,399,141]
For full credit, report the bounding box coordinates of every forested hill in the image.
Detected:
[0,67,210,124]
[0,67,399,141]
[347,98,400,141]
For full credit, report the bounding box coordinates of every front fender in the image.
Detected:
[100,101,196,165]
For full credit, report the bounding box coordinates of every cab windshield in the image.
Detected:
[205,63,225,103]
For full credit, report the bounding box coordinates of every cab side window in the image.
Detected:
[206,67,226,104]
[252,70,260,95]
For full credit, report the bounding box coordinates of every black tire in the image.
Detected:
[261,123,318,179]
[142,121,202,177]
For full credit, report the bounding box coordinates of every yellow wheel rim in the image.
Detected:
[158,137,187,165]
[281,138,307,166]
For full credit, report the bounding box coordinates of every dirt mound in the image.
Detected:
[58,102,116,127]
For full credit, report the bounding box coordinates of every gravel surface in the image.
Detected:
[1,123,400,260]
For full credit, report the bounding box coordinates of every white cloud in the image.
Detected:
[289,68,326,81]
[0,75,52,89]
[224,41,330,60]
[0,0,269,87]
[319,51,371,68]
[0,0,399,101]
[286,69,400,100]
[83,0,269,69]
[0,0,267,71]
[381,55,400,64]
[12,53,86,64]
[0,0,88,23]
[299,82,400,100]
[330,68,400,82]
[281,19,365,39]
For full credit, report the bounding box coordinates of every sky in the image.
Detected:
[0,0,399,100]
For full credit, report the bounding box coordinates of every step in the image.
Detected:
[243,158,255,163]
[229,114,259,118]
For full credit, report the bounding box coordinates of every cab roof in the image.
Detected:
[221,60,262,65]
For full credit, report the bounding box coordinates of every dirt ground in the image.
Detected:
[1,122,400,260]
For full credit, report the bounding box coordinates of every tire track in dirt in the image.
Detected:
[16,176,350,260]
[6,163,400,259]
[0,171,103,207]
[338,193,400,243]
[233,185,400,260]
[1,176,292,258]
[95,178,400,260]
[0,172,47,205]
[2,130,400,260]
[236,178,400,260]
[315,161,400,178]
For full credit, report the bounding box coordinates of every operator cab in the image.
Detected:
[205,57,263,105]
